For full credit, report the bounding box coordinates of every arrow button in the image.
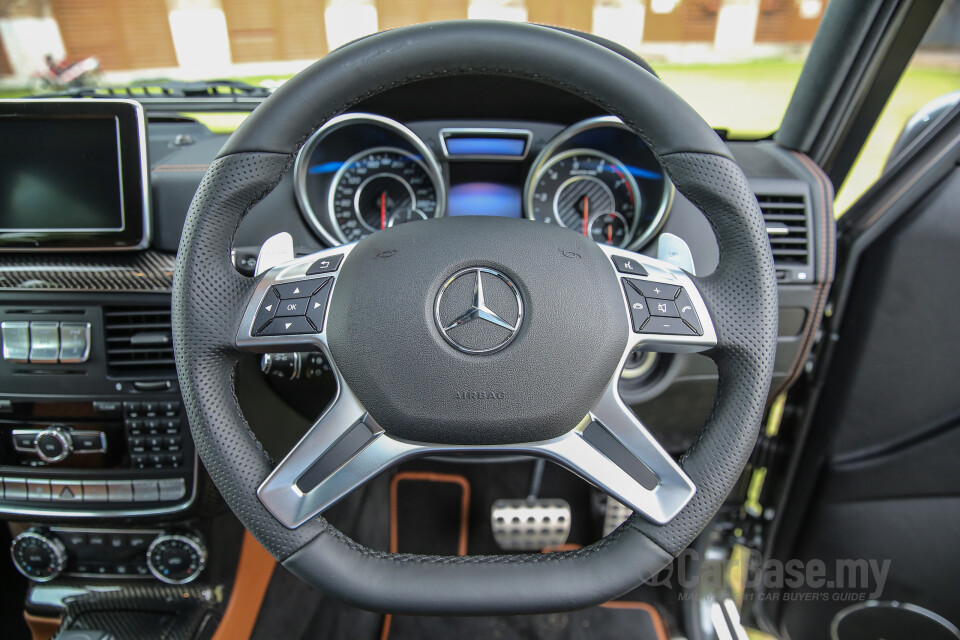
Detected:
[252,288,279,334]
[259,316,314,336]
[306,279,333,332]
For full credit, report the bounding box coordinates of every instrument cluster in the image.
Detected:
[294,114,672,250]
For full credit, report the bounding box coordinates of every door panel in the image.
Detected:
[772,167,960,638]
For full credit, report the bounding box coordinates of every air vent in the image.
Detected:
[756,193,810,267]
[103,306,174,374]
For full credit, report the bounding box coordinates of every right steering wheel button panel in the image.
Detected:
[622,278,702,336]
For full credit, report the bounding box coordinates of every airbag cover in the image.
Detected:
[327,215,626,445]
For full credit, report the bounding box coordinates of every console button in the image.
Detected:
[93,401,122,416]
[306,281,333,332]
[640,317,697,336]
[87,533,107,549]
[13,431,37,451]
[1,321,30,362]
[622,281,650,333]
[59,322,91,363]
[648,298,680,318]
[611,255,648,276]
[107,480,134,502]
[675,289,703,335]
[132,480,159,502]
[625,279,680,301]
[128,534,150,550]
[276,297,309,317]
[51,481,83,502]
[259,316,315,337]
[3,477,26,500]
[64,532,87,547]
[124,402,143,418]
[306,254,343,275]
[142,402,158,416]
[160,401,180,416]
[108,534,126,552]
[81,480,108,502]
[158,478,186,501]
[26,479,51,501]
[74,432,105,451]
[28,322,60,363]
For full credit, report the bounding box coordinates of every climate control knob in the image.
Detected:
[146,533,206,584]
[10,530,66,582]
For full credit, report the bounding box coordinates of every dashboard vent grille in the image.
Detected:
[103,306,174,374]
[756,194,810,266]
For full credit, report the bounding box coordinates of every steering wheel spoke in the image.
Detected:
[235,244,356,353]
[597,245,717,354]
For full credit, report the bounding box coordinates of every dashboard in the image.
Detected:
[0,73,833,624]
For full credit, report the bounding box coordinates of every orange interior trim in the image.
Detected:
[381,470,471,640]
[600,600,670,640]
[24,612,61,640]
[388,471,470,556]
[211,531,277,640]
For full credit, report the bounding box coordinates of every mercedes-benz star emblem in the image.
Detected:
[434,267,523,354]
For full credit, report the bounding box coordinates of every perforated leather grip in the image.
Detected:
[172,21,776,615]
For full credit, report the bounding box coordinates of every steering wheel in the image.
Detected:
[172,21,776,615]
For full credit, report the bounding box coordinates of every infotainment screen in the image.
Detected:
[0,100,149,251]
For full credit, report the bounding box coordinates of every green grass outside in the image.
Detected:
[3,58,956,214]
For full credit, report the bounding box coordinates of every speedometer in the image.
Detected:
[294,113,446,246]
[526,149,640,248]
[329,147,439,243]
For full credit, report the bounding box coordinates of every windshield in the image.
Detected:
[0,0,822,137]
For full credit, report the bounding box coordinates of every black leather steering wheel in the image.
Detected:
[172,21,777,616]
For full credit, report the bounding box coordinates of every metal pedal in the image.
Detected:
[603,495,633,536]
[491,499,571,551]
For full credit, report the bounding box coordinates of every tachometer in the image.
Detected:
[526,149,640,248]
[329,147,438,242]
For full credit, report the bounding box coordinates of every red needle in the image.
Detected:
[607,222,613,244]
[582,196,589,236]
[380,192,386,230]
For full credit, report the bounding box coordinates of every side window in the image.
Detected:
[835,0,960,214]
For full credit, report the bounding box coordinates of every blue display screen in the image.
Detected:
[445,137,526,157]
[448,182,522,218]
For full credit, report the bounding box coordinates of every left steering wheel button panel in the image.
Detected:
[259,316,315,337]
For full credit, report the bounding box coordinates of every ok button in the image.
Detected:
[276,297,309,317]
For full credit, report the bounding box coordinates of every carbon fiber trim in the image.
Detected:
[52,582,222,640]
[0,251,175,292]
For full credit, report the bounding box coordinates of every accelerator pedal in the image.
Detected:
[491,499,571,551]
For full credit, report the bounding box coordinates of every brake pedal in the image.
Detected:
[491,499,571,550]
[603,495,632,536]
